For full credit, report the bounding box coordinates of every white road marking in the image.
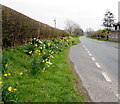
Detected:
[89,53,92,56]
[85,48,88,51]
[102,72,112,82]
[95,63,101,68]
[83,44,85,47]
[91,57,95,61]
[116,94,118,98]
[87,51,90,54]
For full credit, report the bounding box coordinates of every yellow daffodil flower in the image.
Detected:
[43,52,45,54]
[47,43,50,45]
[40,47,42,49]
[34,44,38,47]
[42,70,44,72]
[50,55,54,58]
[28,42,32,44]
[8,87,12,91]
[5,64,8,67]
[37,50,40,52]
[3,74,7,77]
[13,89,17,91]
[51,51,54,54]
[46,61,49,63]
[8,73,11,76]
[29,51,32,54]
[0,81,3,84]
[38,53,41,55]
[42,60,45,63]
[19,72,23,75]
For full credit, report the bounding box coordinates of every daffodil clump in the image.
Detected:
[2,60,23,102]
[25,36,75,75]
[2,36,75,102]
[2,71,23,102]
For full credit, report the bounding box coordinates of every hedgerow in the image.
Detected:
[2,5,69,48]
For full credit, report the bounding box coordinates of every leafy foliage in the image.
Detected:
[2,5,69,48]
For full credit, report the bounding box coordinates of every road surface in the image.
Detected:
[69,36,119,102]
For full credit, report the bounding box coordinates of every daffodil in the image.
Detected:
[36,50,40,52]
[38,40,42,44]
[19,72,23,75]
[29,51,32,54]
[8,73,11,76]
[13,89,17,91]
[50,55,54,58]
[40,47,42,49]
[51,51,54,54]
[3,74,7,77]
[28,42,32,44]
[42,60,45,63]
[42,70,44,72]
[47,43,50,45]
[43,52,45,54]
[0,81,2,84]
[34,44,38,47]
[46,61,52,65]
[5,64,8,67]
[38,53,41,55]
[8,87,12,91]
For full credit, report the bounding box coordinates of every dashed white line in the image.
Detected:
[116,94,120,100]
[83,44,85,47]
[116,94,118,98]
[102,72,112,82]
[95,63,101,68]
[85,48,88,51]
[89,53,92,56]
[91,57,95,61]
[87,51,90,54]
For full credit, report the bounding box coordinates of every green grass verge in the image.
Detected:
[2,37,84,102]
[87,36,120,43]
[73,37,81,44]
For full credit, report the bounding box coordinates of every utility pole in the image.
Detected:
[54,18,56,28]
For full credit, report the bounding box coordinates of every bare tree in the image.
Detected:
[85,28,94,36]
[72,24,83,36]
[64,19,76,34]
[64,19,83,36]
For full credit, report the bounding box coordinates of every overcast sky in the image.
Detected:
[0,0,119,31]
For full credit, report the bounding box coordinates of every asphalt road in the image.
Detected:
[69,36,119,102]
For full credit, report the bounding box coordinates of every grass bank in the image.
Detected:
[2,37,84,102]
[87,36,120,43]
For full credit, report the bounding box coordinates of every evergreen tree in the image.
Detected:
[103,10,115,33]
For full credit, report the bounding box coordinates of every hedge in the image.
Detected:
[2,5,69,48]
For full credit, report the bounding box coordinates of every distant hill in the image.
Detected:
[2,5,68,48]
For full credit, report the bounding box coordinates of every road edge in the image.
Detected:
[68,45,93,102]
